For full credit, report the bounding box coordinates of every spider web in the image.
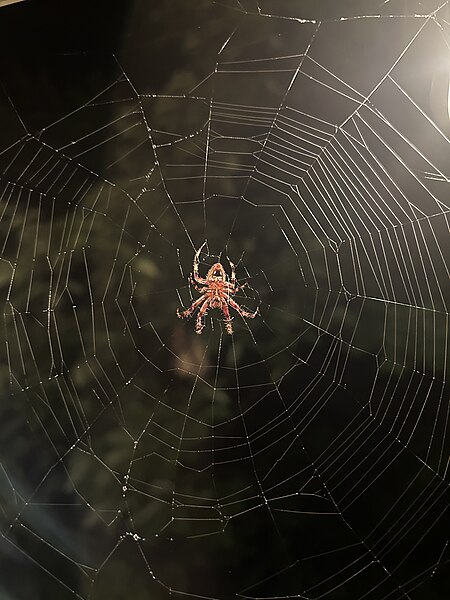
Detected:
[0,1,449,599]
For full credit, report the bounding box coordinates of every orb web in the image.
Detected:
[0,2,449,599]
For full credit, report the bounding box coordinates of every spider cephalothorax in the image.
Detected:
[177,243,258,334]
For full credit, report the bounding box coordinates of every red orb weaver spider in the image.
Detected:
[177,243,258,334]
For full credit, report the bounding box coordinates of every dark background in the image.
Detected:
[0,1,449,599]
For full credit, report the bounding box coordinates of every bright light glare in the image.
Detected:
[448,69,450,120]
[0,0,26,8]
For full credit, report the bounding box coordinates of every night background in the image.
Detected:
[0,1,449,599]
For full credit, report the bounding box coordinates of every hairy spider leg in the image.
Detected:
[227,257,236,286]
[220,301,234,335]
[195,298,210,334]
[233,281,249,294]
[228,298,258,319]
[225,258,249,294]
[189,274,205,293]
[177,293,208,319]
[193,242,207,284]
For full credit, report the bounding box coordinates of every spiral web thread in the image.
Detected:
[0,2,449,599]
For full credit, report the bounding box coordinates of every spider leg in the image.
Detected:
[189,274,205,293]
[225,258,250,294]
[227,256,236,286]
[177,293,208,319]
[196,299,210,334]
[193,242,208,285]
[228,297,258,319]
[233,281,249,294]
[221,301,234,335]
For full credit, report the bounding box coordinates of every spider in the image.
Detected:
[177,242,258,335]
